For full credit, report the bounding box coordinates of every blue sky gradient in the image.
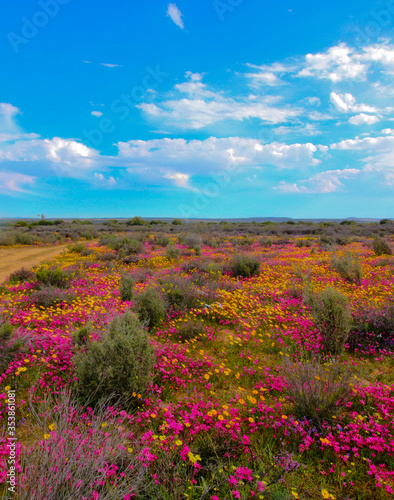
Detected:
[0,0,393,218]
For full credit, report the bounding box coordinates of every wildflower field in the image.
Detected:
[0,228,393,499]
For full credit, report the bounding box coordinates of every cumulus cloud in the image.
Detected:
[0,171,35,194]
[91,111,103,117]
[138,72,300,129]
[277,168,360,193]
[330,92,376,114]
[348,113,379,125]
[331,130,394,184]
[93,172,116,186]
[167,3,184,29]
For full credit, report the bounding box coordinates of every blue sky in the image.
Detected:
[0,0,393,218]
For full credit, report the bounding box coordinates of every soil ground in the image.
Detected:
[0,244,70,283]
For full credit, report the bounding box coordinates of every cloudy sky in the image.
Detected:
[0,0,393,218]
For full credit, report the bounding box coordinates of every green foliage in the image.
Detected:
[74,311,154,408]
[7,267,35,284]
[30,285,75,308]
[119,274,135,301]
[372,235,392,256]
[163,276,202,312]
[0,322,27,374]
[260,237,273,247]
[379,219,392,225]
[283,359,352,431]
[166,245,181,259]
[331,252,362,284]
[230,254,260,278]
[68,243,87,254]
[127,216,145,226]
[35,266,71,288]
[175,319,205,342]
[99,235,143,255]
[309,287,352,354]
[73,324,92,346]
[172,219,182,225]
[135,288,166,329]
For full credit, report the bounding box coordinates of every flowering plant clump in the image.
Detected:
[0,233,393,499]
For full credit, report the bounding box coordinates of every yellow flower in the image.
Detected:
[321,490,331,499]
[175,440,183,446]
[127,447,133,453]
[43,434,50,440]
[48,423,55,431]
[4,386,10,391]
[291,492,300,499]
[150,413,156,418]
[101,422,107,428]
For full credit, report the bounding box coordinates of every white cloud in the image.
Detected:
[348,113,379,125]
[117,137,320,173]
[93,172,116,186]
[0,171,35,194]
[167,3,184,29]
[277,168,360,193]
[138,73,300,129]
[331,130,394,184]
[244,71,284,87]
[91,111,103,117]
[298,43,368,82]
[330,92,376,113]
[100,63,122,68]
[164,172,191,189]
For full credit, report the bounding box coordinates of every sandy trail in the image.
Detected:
[0,244,71,283]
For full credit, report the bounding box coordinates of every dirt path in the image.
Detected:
[0,244,71,283]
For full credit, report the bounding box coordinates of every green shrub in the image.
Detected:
[68,242,87,254]
[35,266,71,288]
[163,276,201,312]
[73,324,92,346]
[0,322,27,374]
[30,285,75,308]
[155,235,169,247]
[230,254,260,278]
[310,287,352,354]
[331,252,362,284]
[14,232,34,245]
[7,268,35,284]
[127,216,145,226]
[166,245,181,259]
[119,274,135,301]
[74,311,154,407]
[135,288,166,329]
[283,359,351,431]
[175,319,206,342]
[259,237,273,247]
[372,235,392,256]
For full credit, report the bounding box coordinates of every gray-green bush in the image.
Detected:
[372,235,392,256]
[331,252,362,284]
[283,359,352,431]
[74,311,154,408]
[310,287,352,354]
[119,274,135,301]
[135,288,166,329]
[230,254,260,278]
